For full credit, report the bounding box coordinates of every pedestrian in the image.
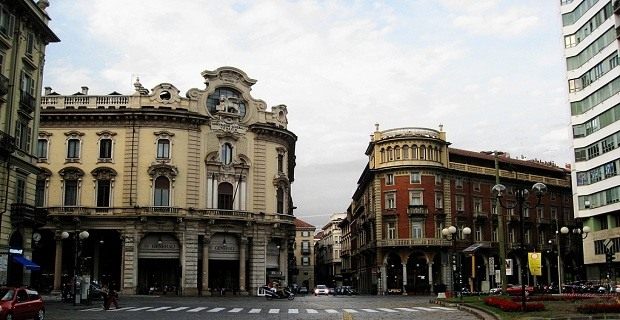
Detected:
[101,284,110,310]
[107,286,119,309]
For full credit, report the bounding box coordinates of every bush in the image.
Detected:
[484,296,545,312]
[576,303,620,314]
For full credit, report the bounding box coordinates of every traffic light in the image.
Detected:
[606,250,616,264]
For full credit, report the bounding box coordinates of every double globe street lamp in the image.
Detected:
[552,225,590,294]
[61,230,89,305]
[492,182,546,312]
[442,225,471,299]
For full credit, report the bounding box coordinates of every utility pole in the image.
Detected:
[494,151,508,294]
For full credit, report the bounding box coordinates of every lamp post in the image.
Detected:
[442,225,471,300]
[61,229,89,305]
[492,182,546,311]
[554,226,590,294]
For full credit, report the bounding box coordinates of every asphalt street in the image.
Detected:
[44,294,480,320]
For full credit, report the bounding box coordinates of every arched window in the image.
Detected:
[277,187,285,214]
[387,147,393,161]
[59,167,84,207]
[221,143,233,165]
[420,146,426,160]
[411,145,418,159]
[402,145,409,159]
[427,146,433,161]
[207,87,247,117]
[218,182,234,209]
[380,149,385,163]
[154,176,170,206]
[395,146,401,160]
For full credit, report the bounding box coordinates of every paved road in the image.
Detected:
[45,294,479,319]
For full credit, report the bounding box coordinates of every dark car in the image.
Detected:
[505,284,534,296]
[0,287,45,320]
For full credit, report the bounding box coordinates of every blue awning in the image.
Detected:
[12,255,40,271]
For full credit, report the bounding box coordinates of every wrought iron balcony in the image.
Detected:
[10,203,47,227]
[407,205,428,217]
[536,217,550,225]
[19,90,36,114]
[0,73,8,96]
[376,238,453,247]
[474,211,488,220]
[0,130,16,158]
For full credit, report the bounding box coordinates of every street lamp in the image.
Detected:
[61,230,89,305]
[554,225,590,294]
[492,182,546,311]
[442,225,471,300]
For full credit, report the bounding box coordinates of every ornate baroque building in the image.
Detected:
[34,67,297,296]
[0,0,59,287]
[342,125,579,295]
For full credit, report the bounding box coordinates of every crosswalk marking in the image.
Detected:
[167,307,189,312]
[306,309,318,313]
[248,308,261,313]
[147,306,171,311]
[433,306,457,311]
[208,307,225,312]
[81,307,103,312]
[343,309,358,313]
[268,308,279,313]
[396,307,419,312]
[289,309,298,313]
[187,307,208,312]
[414,307,436,311]
[108,307,134,312]
[325,309,339,313]
[377,308,398,312]
[127,307,152,312]
[361,309,378,312]
[228,308,243,313]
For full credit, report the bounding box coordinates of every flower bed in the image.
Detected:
[576,303,620,314]
[484,296,545,312]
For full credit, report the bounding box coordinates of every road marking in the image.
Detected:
[228,308,243,313]
[433,306,457,311]
[306,309,318,313]
[248,308,261,313]
[413,307,436,311]
[167,307,189,312]
[376,308,398,312]
[147,306,171,311]
[289,309,299,313]
[108,307,134,312]
[186,307,208,312]
[325,309,339,313]
[343,309,358,313]
[80,307,103,311]
[361,309,378,312]
[396,307,419,312]
[268,308,279,313]
[207,307,225,312]
[127,307,153,311]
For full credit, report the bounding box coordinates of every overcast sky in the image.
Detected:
[42,0,569,229]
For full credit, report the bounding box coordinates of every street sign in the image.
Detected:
[489,257,495,275]
[604,239,614,252]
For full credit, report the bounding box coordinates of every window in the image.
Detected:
[67,138,80,159]
[475,226,482,241]
[156,139,170,159]
[600,215,608,229]
[206,87,247,117]
[35,177,45,207]
[301,240,310,254]
[394,146,401,160]
[508,228,515,243]
[64,179,78,206]
[455,195,464,211]
[302,256,310,266]
[277,154,284,173]
[154,176,170,207]
[473,198,482,213]
[386,222,396,239]
[410,191,423,206]
[386,174,394,185]
[277,187,285,214]
[551,207,557,220]
[410,171,421,183]
[301,231,310,237]
[538,231,545,245]
[473,182,481,192]
[435,174,442,185]
[402,146,409,159]
[96,180,111,208]
[37,138,48,160]
[20,71,34,95]
[217,182,232,209]
[25,32,34,57]
[492,227,498,242]
[385,192,395,209]
[455,178,463,189]
[14,118,31,151]
[435,221,444,238]
[15,176,25,203]
[537,208,544,219]
[99,138,112,160]
[411,222,423,239]
[435,192,443,209]
[0,5,15,38]
[525,229,531,243]
[524,207,529,217]
[221,143,233,164]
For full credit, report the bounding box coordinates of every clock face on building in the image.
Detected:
[206,87,246,118]
[32,233,41,242]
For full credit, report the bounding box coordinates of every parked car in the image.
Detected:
[328,287,335,295]
[0,287,45,320]
[314,285,329,296]
[298,287,308,294]
[489,287,502,295]
[505,284,534,296]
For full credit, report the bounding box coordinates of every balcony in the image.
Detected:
[19,90,36,114]
[407,205,428,218]
[536,217,551,225]
[508,214,520,222]
[456,209,465,216]
[0,73,8,96]
[0,130,16,158]
[474,211,488,220]
[376,238,453,247]
[301,248,311,255]
[10,203,47,227]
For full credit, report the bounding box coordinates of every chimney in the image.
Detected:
[81,86,89,95]
[44,87,52,95]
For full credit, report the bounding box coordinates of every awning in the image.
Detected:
[12,255,40,271]
[463,242,491,254]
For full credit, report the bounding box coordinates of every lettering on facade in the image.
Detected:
[211,120,247,135]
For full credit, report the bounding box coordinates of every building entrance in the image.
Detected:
[138,234,180,295]
[208,260,239,294]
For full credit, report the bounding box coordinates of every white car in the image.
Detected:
[314,285,329,296]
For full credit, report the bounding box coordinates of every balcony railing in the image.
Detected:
[537,217,550,224]
[19,90,36,114]
[0,130,16,157]
[407,205,428,217]
[376,238,453,247]
[0,73,8,96]
[474,211,488,219]
[10,203,47,227]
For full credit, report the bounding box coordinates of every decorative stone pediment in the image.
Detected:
[91,167,118,180]
[150,83,181,104]
[147,163,178,180]
[59,167,84,180]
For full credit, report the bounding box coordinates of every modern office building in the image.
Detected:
[291,218,316,291]
[341,125,576,295]
[561,0,619,280]
[0,0,59,287]
[35,66,297,296]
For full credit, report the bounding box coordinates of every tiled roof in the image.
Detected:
[448,148,568,173]
[294,218,315,229]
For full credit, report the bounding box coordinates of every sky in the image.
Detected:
[42,0,570,229]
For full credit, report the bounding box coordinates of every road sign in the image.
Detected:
[489,257,495,275]
[604,239,614,252]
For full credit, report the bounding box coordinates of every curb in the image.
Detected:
[430,299,500,320]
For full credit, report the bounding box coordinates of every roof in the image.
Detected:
[448,148,568,173]
[294,218,315,230]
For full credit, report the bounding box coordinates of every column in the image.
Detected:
[428,262,434,294]
[401,262,407,295]
[279,245,288,287]
[93,243,100,283]
[201,237,210,296]
[53,237,63,291]
[380,265,386,295]
[239,237,247,294]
